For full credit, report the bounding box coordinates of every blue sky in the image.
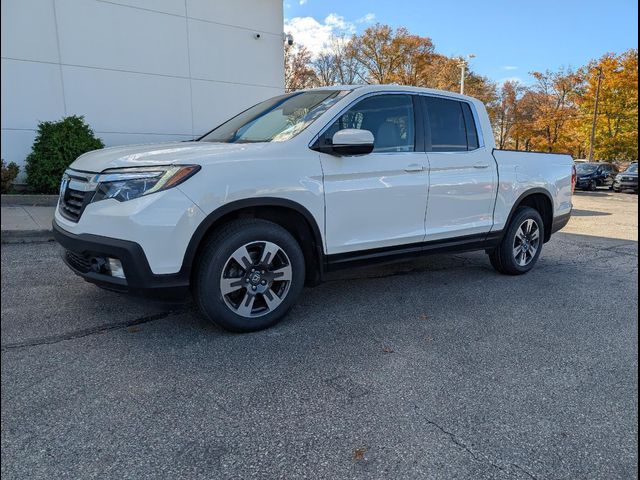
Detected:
[284,0,638,85]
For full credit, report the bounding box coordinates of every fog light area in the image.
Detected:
[107,258,125,278]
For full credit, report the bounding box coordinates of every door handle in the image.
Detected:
[473,162,490,169]
[405,164,425,172]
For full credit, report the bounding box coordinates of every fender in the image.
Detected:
[496,187,555,242]
[181,197,325,275]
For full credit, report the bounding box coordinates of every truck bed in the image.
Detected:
[490,149,574,233]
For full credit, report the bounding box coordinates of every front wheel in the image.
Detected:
[589,180,597,191]
[194,219,305,332]
[488,207,544,275]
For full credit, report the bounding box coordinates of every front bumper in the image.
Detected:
[613,178,638,191]
[53,220,190,298]
[575,177,596,189]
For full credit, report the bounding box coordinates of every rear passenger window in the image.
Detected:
[424,97,479,152]
[462,103,479,150]
[425,97,467,152]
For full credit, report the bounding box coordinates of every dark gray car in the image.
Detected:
[613,163,638,193]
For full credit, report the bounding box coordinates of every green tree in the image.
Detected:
[26,116,104,194]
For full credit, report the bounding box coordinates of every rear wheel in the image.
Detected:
[194,219,305,332]
[488,207,544,275]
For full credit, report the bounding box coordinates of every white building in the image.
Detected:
[1,0,285,181]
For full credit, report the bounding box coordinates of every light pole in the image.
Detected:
[588,67,603,161]
[458,54,475,95]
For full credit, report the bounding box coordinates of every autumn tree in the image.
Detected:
[527,68,583,153]
[348,24,434,84]
[510,90,539,151]
[312,51,337,87]
[390,29,435,86]
[577,49,638,161]
[495,80,527,148]
[284,44,317,92]
[312,36,363,86]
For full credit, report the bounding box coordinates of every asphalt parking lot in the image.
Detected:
[1,191,638,479]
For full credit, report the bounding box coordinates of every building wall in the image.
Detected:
[1,0,284,180]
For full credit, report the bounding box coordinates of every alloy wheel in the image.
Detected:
[513,219,540,267]
[219,241,292,318]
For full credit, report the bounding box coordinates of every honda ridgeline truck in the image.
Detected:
[53,85,575,332]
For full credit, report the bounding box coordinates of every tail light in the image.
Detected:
[571,164,577,193]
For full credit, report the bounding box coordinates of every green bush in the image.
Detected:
[25,116,104,194]
[1,159,20,193]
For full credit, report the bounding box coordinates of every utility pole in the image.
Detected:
[588,67,603,161]
[458,54,475,95]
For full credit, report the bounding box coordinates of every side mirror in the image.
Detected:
[330,129,375,156]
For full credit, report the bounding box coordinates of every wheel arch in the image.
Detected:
[183,198,325,286]
[503,188,554,243]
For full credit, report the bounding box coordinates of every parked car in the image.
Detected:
[613,163,638,193]
[575,162,619,191]
[53,85,574,332]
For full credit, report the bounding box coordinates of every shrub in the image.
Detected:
[1,159,20,194]
[25,116,104,194]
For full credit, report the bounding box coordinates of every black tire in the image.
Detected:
[588,180,597,191]
[488,207,544,275]
[194,219,305,332]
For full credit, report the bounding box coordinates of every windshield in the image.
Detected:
[576,163,598,173]
[626,163,638,173]
[199,90,350,143]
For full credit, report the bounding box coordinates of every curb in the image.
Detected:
[1,194,59,207]
[1,229,55,244]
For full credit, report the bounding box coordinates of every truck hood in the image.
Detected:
[70,141,273,172]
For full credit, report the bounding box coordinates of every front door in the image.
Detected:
[318,94,429,254]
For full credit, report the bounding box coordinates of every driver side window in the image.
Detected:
[321,94,415,153]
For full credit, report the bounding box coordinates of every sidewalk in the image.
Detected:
[1,205,56,243]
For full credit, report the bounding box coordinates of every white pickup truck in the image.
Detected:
[54,85,575,332]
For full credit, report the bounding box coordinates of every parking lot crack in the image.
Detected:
[0,308,189,352]
[420,412,538,479]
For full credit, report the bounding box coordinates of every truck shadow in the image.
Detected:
[570,208,612,217]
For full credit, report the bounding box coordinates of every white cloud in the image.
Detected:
[502,65,519,70]
[299,0,307,4]
[357,13,376,24]
[324,13,355,33]
[284,17,335,55]
[285,13,363,57]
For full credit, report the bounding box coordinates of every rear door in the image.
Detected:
[319,93,429,254]
[422,96,497,240]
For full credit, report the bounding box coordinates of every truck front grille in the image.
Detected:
[58,170,97,222]
[59,189,92,221]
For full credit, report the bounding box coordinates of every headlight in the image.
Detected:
[92,165,200,203]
